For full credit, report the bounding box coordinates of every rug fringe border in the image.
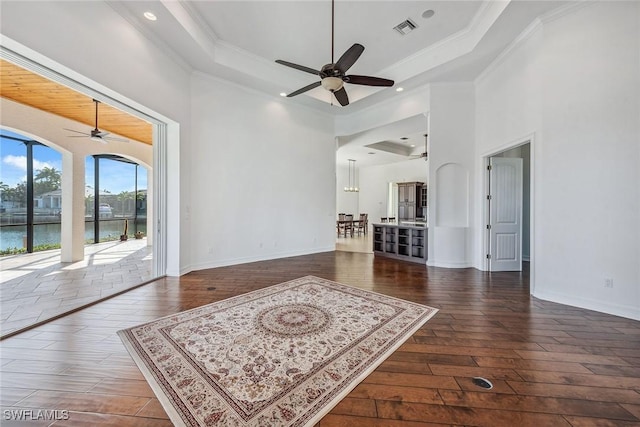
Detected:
[118,329,189,427]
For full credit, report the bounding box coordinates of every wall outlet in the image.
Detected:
[604,278,614,288]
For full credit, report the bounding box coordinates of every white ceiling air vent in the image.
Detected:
[393,19,417,36]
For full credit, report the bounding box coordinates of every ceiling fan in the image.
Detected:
[409,134,429,160]
[275,0,394,106]
[65,99,128,144]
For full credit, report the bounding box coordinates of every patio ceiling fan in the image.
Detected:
[65,99,128,144]
[275,0,394,106]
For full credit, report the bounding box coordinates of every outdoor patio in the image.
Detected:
[0,238,153,337]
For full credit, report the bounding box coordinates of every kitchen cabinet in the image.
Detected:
[373,222,427,264]
[397,182,425,221]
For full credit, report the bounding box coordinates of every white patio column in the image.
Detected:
[60,152,85,262]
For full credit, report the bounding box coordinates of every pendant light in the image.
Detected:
[344,159,359,192]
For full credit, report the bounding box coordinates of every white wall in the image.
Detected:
[428,83,476,268]
[476,2,640,319]
[188,74,336,270]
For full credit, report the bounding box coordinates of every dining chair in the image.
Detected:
[337,213,346,236]
[343,214,354,237]
[355,213,368,236]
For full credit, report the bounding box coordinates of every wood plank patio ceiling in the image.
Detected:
[0,59,152,145]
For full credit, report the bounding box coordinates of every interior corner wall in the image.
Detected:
[1,1,191,276]
[189,74,336,270]
[427,83,475,268]
[475,1,640,320]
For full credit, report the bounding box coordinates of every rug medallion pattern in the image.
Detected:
[119,276,438,426]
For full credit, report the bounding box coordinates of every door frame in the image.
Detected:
[480,133,536,294]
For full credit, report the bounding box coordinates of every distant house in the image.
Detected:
[34,189,61,213]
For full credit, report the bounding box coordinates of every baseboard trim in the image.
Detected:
[190,246,336,272]
[533,289,640,321]
[426,260,474,269]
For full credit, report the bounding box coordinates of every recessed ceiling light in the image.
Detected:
[400,137,409,140]
[368,152,376,155]
[144,11,157,21]
[422,9,435,19]
[396,87,404,92]
[279,92,287,97]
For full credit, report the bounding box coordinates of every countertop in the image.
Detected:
[372,221,427,228]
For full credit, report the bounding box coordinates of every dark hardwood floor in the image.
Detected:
[1,251,639,426]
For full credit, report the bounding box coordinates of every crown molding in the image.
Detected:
[475,0,592,85]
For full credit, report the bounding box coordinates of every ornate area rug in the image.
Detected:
[118,276,438,426]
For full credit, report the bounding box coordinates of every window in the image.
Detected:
[0,130,62,254]
[85,155,148,243]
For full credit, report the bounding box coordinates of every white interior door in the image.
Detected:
[489,157,523,271]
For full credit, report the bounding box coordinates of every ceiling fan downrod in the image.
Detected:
[93,99,100,131]
[331,0,334,64]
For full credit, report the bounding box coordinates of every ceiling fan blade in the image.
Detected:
[275,60,320,76]
[344,75,394,87]
[335,43,364,73]
[333,87,349,106]
[104,136,129,143]
[67,135,89,138]
[287,81,322,97]
[64,128,90,136]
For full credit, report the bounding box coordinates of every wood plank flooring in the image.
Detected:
[1,251,639,426]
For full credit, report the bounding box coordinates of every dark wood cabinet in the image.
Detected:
[397,182,425,221]
[373,223,427,264]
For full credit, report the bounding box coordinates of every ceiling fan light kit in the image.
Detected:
[275,0,394,106]
[321,76,344,92]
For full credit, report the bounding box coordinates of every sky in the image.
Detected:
[1,129,147,193]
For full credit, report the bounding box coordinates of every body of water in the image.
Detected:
[0,220,146,250]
